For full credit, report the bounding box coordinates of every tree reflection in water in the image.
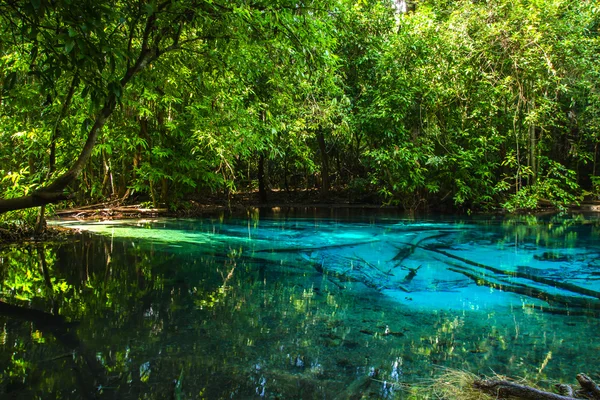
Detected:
[1,213,599,399]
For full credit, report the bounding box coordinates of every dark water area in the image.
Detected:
[1,209,600,399]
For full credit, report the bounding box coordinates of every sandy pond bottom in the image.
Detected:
[1,212,599,399]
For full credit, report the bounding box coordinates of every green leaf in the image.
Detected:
[108,82,122,99]
[65,40,75,54]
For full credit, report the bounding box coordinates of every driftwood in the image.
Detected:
[299,253,390,292]
[474,373,600,400]
[391,232,600,313]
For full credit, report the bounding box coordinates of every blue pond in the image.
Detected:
[1,210,599,398]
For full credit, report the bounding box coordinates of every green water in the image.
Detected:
[1,210,600,399]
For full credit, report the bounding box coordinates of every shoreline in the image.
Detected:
[2,197,599,245]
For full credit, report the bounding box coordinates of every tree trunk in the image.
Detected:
[160,178,169,205]
[529,97,537,186]
[316,129,330,199]
[35,76,79,234]
[101,149,115,197]
[593,142,597,178]
[283,149,290,193]
[258,153,269,204]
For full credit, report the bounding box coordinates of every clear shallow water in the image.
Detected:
[1,210,600,399]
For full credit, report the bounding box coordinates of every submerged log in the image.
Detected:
[347,254,393,276]
[393,234,600,303]
[446,263,600,312]
[300,252,390,292]
[524,304,599,317]
[255,238,379,253]
[390,231,452,265]
[401,265,422,284]
[423,245,600,300]
[577,374,600,399]
[474,373,600,400]
[474,379,575,400]
[333,374,373,400]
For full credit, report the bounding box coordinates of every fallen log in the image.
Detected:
[474,373,600,400]
[55,199,121,213]
[56,206,168,216]
[401,265,422,284]
[577,374,600,399]
[474,379,575,400]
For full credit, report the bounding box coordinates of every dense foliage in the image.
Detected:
[1,0,599,216]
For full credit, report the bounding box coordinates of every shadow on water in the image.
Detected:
[1,210,600,399]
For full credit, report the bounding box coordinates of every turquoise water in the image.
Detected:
[1,210,599,398]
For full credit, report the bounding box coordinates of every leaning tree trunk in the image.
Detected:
[0,13,172,215]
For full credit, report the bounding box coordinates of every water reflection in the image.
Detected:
[0,212,599,398]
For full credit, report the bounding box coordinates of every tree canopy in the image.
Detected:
[1,0,599,217]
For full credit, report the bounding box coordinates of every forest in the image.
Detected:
[2,2,600,398]
[0,0,599,223]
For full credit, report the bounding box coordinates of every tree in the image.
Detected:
[0,0,339,214]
